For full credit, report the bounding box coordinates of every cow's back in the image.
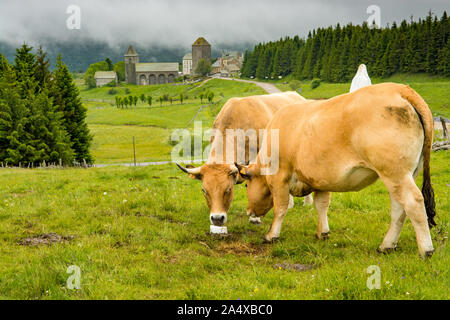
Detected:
[209,91,306,164]
[263,83,427,191]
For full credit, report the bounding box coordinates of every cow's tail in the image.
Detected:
[400,84,436,228]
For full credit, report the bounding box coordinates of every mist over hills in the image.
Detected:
[0,40,253,72]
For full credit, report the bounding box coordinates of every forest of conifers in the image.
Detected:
[241,12,450,82]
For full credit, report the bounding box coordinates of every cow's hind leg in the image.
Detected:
[381,175,434,258]
[264,185,290,242]
[314,191,331,239]
[379,196,406,252]
[303,194,314,206]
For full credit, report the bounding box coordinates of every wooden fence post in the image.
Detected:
[440,116,448,140]
[133,136,136,167]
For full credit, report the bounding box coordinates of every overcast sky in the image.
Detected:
[0,0,448,48]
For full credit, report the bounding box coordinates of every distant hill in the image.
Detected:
[0,40,253,73]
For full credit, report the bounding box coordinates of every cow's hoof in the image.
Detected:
[377,247,396,254]
[316,232,330,240]
[421,249,435,259]
[249,216,261,225]
[263,235,279,244]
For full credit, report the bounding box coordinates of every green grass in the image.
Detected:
[89,124,173,164]
[275,73,450,118]
[0,151,448,299]
[0,74,448,299]
[82,79,265,164]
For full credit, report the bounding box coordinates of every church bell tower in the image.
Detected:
[124,45,139,84]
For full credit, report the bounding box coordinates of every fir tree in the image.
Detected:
[53,55,93,164]
[0,62,31,165]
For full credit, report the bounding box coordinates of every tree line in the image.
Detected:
[241,11,450,82]
[114,90,215,108]
[0,44,92,166]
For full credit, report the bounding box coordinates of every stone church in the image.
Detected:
[125,37,211,85]
[124,45,179,85]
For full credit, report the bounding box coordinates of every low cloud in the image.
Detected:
[0,0,448,49]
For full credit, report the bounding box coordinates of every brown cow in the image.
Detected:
[177,92,313,226]
[237,83,436,258]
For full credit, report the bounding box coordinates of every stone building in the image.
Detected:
[211,51,243,77]
[191,37,211,74]
[124,45,139,84]
[135,63,179,85]
[124,45,179,85]
[94,71,117,87]
[182,53,193,75]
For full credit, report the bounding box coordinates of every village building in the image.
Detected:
[124,45,179,85]
[94,71,117,87]
[211,51,243,77]
[211,60,221,74]
[191,37,211,75]
[182,53,193,75]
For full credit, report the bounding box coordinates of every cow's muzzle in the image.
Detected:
[210,213,227,226]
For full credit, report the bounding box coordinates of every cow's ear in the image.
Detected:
[229,165,244,184]
[176,163,202,180]
[234,162,253,180]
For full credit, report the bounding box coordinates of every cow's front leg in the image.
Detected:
[314,191,331,239]
[264,185,290,242]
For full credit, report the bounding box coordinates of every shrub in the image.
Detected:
[311,79,321,89]
[289,80,301,91]
[125,88,131,94]
[108,88,118,95]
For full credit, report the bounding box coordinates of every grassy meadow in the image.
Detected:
[81,79,265,163]
[0,152,448,299]
[0,75,448,299]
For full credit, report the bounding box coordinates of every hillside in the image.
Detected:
[79,79,266,164]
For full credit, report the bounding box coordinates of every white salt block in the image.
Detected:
[210,225,228,234]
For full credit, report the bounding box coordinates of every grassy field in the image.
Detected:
[0,151,447,299]
[81,79,265,163]
[0,74,448,299]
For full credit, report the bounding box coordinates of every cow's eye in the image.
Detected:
[225,187,231,194]
[201,187,207,195]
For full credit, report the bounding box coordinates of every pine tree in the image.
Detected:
[27,90,73,164]
[255,49,267,79]
[14,44,36,97]
[34,46,53,92]
[53,55,92,164]
[0,62,31,165]
[0,54,9,77]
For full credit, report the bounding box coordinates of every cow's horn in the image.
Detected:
[176,163,201,175]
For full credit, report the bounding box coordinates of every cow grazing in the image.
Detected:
[177,92,313,226]
[236,83,436,258]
